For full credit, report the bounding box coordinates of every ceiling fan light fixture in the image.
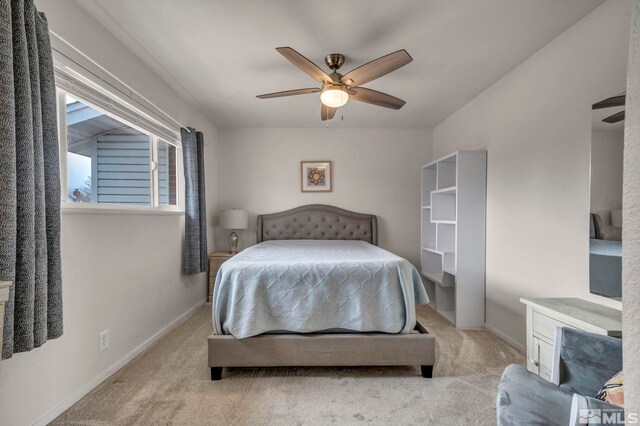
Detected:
[257,48,412,120]
[320,86,349,108]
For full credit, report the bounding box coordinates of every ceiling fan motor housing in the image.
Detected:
[325,53,345,71]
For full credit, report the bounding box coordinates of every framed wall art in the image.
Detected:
[301,161,332,192]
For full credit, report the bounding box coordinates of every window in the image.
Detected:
[158,139,178,206]
[56,89,182,212]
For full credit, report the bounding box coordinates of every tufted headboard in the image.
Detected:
[256,204,378,245]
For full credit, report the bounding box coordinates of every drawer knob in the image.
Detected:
[530,359,539,367]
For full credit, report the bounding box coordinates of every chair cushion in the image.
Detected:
[497,364,574,426]
[559,328,623,396]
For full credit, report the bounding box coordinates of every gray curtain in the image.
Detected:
[0,0,63,359]
[181,128,208,274]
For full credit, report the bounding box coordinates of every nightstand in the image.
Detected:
[208,251,236,302]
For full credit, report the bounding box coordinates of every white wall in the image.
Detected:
[590,129,624,227]
[0,2,219,425]
[432,0,630,348]
[623,0,640,414]
[215,128,431,267]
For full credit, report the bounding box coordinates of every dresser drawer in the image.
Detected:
[211,260,226,271]
[533,311,571,343]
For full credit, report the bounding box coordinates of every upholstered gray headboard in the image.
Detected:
[590,213,604,240]
[257,204,378,245]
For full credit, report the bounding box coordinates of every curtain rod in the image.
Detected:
[49,30,192,133]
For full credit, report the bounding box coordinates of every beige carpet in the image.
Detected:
[52,304,524,425]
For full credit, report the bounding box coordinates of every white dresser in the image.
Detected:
[520,297,622,381]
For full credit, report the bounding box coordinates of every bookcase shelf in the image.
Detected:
[421,165,437,207]
[432,186,457,194]
[420,150,486,327]
[431,190,456,221]
[421,209,436,250]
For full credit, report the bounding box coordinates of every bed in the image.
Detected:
[208,204,435,380]
[589,238,622,298]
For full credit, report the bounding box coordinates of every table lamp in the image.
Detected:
[220,209,248,253]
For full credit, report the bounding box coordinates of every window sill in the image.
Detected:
[61,203,184,216]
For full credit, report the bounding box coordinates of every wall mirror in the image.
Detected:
[589,93,625,300]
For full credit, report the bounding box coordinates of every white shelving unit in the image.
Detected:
[420,150,486,328]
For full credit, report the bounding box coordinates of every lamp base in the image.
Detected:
[228,230,239,254]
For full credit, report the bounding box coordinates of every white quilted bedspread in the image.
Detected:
[213,240,428,338]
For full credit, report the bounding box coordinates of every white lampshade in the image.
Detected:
[320,86,349,108]
[611,209,622,228]
[220,209,248,230]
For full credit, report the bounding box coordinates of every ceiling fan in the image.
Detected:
[257,47,413,121]
[592,93,626,124]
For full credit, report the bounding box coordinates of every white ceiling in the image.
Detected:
[76,0,605,129]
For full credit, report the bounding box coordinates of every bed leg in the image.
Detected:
[421,365,433,378]
[210,367,223,381]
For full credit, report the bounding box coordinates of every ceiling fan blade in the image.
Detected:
[603,110,625,123]
[321,104,337,121]
[341,49,412,87]
[276,47,333,84]
[349,87,406,110]
[257,88,320,99]
[593,94,626,110]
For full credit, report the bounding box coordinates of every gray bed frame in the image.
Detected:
[208,204,435,380]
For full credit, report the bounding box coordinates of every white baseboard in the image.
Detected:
[485,323,526,353]
[34,300,206,426]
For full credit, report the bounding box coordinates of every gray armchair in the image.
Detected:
[497,327,623,426]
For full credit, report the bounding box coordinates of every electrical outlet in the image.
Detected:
[99,329,109,352]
